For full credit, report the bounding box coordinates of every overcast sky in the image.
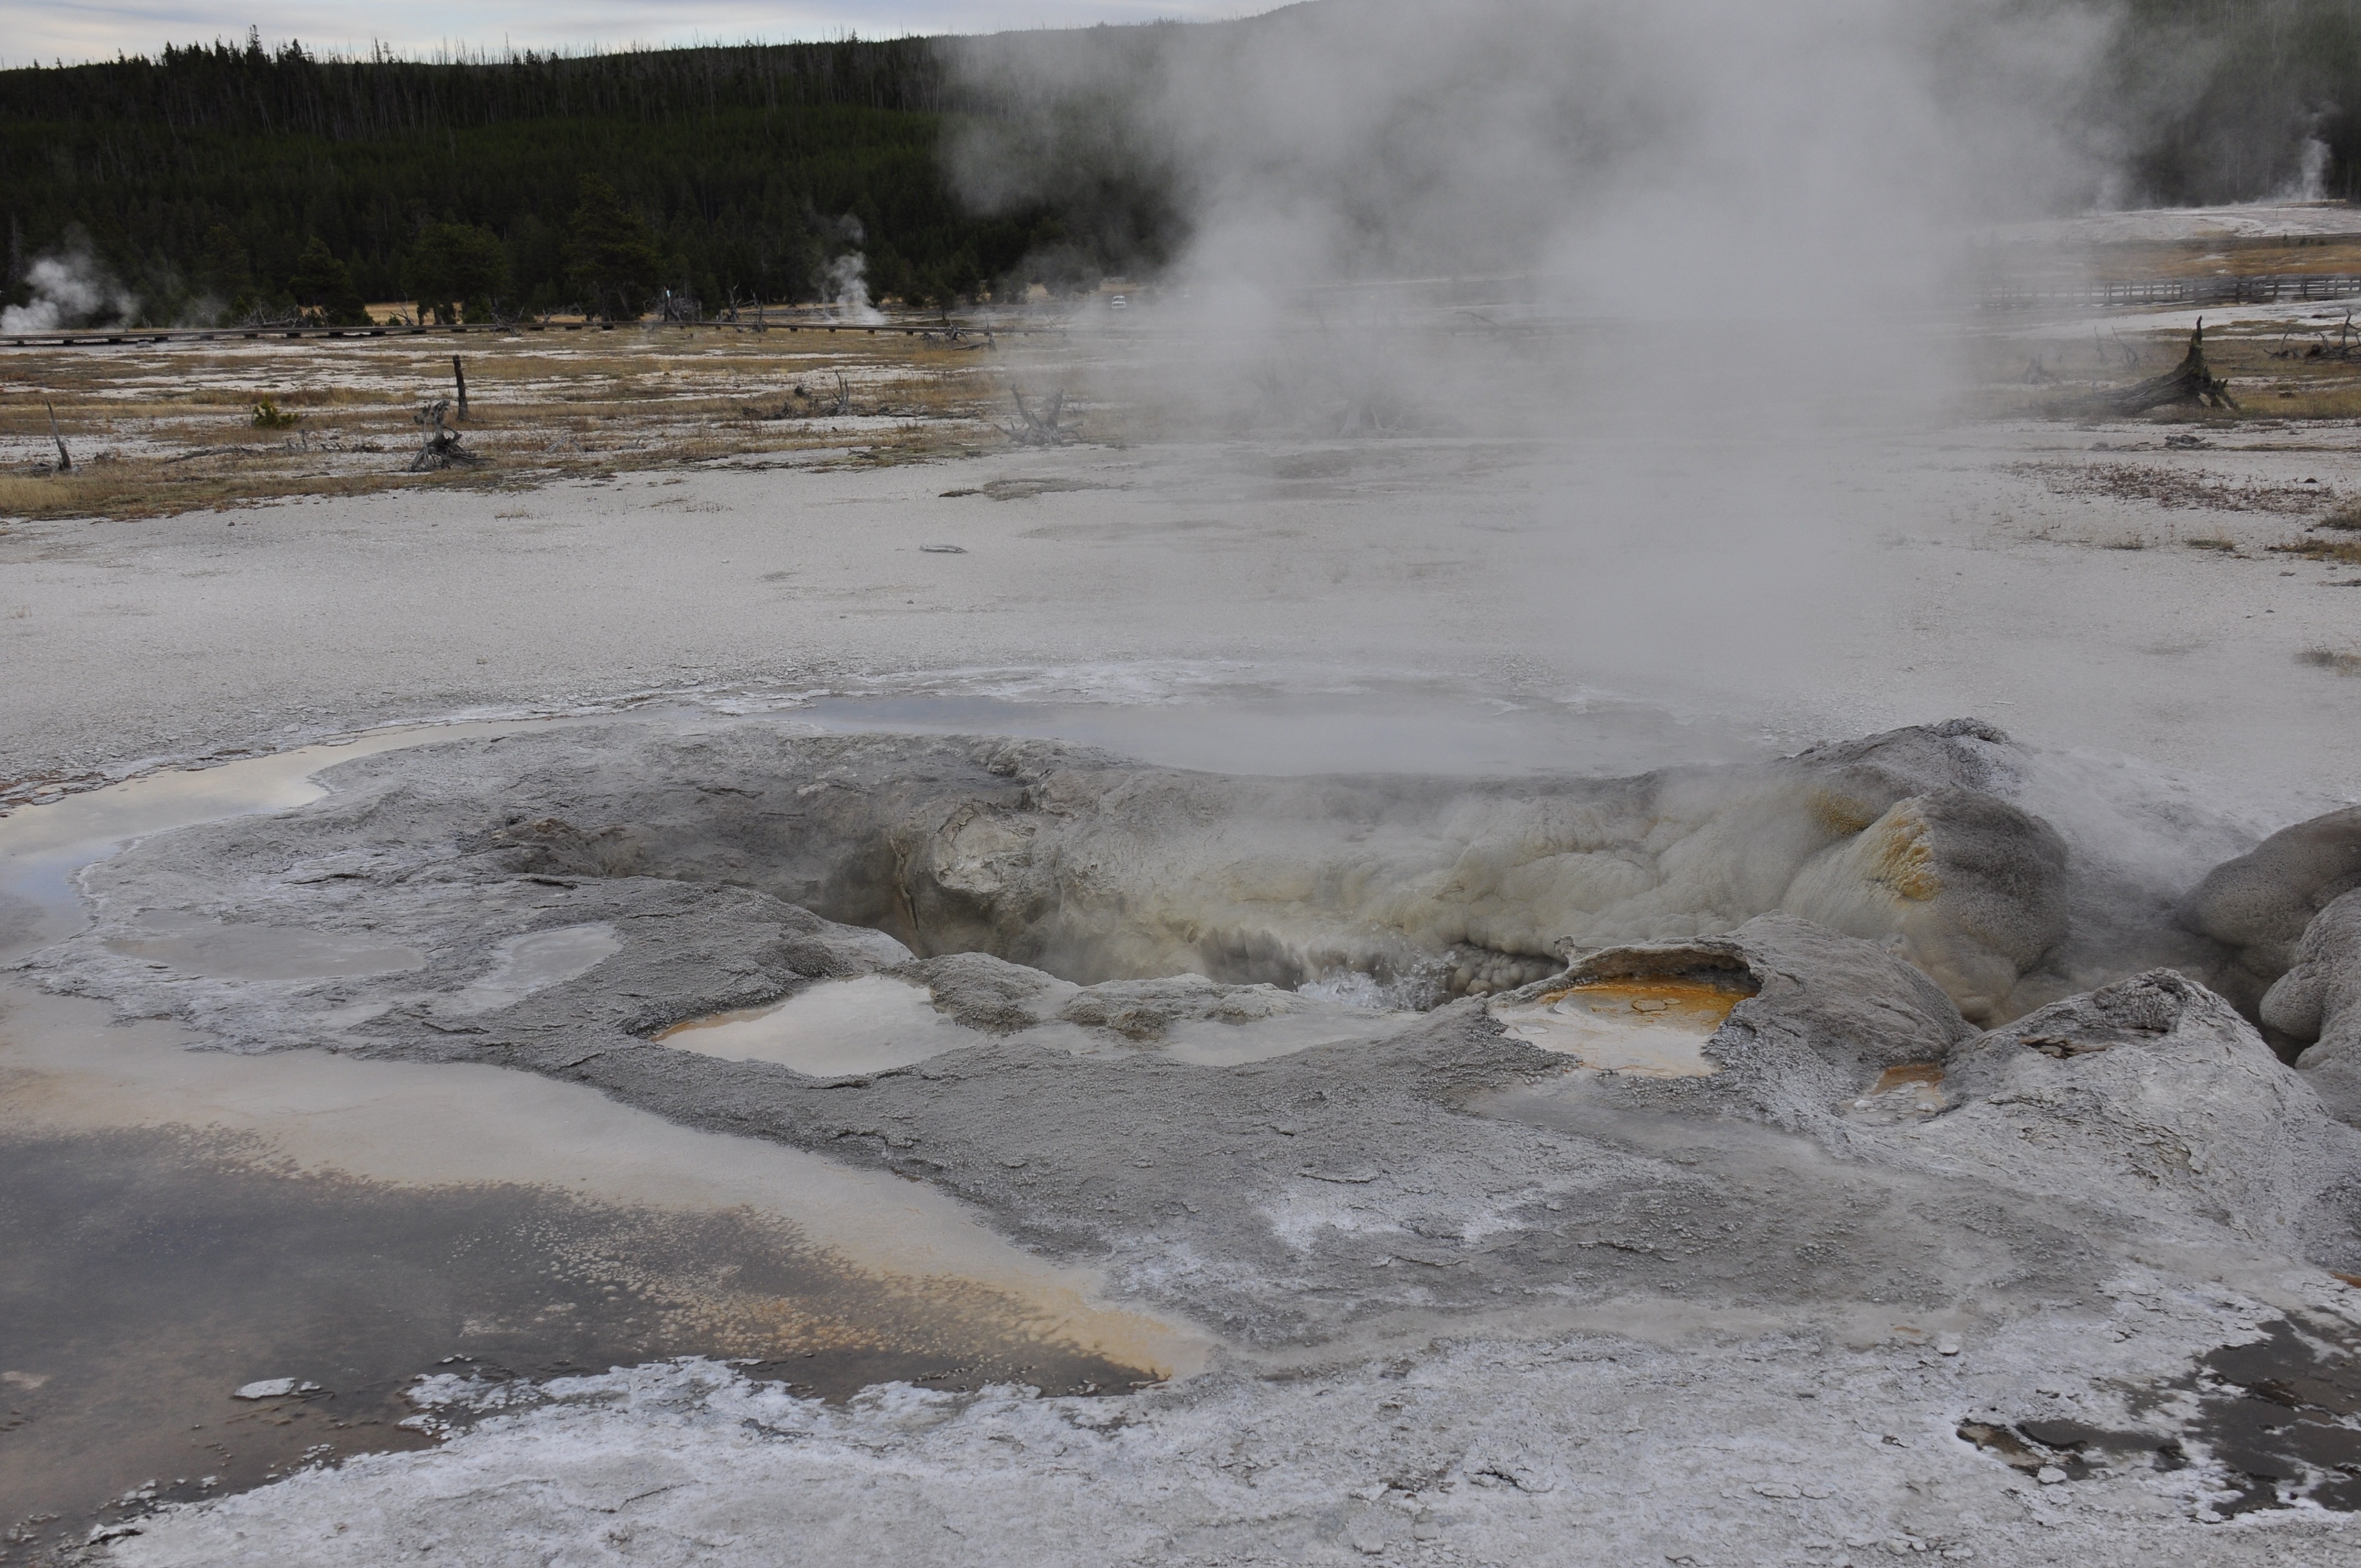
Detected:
[8,2,1261,68]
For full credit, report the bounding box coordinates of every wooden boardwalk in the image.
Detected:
[0,317,1062,351]
[1979,273,2361,309]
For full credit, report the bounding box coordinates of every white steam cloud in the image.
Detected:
[2281,132,2333,202]
[3,245,139,333]
[943,1,2151,725]
[824,251,885,325]
[954,0,2121,405]
[822,215,886,325]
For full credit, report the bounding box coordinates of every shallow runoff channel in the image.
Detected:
[0,714,1208,1558]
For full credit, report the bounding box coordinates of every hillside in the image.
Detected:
[0,32,1174,322]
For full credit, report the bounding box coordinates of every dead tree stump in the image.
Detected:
[2094,319,2238,416]
[410,399,484,471]
[1005,389,1070,445]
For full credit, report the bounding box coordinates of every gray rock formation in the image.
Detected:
[902,950,1080,1031]
[901,951,1336,1041]
[201,716,2081,1023]
[1498,923,2361,1269]
[1928,968,2359,1256]
[1777,786,2068,1025]
[2262,887,2361,1123]
[2183,804,2361,1016]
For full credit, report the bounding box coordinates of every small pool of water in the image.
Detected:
[1489,978,1743,1077]
[765,671,1770,780]
[1156,1010,1415,1066]
[659,974,1413,1076]
[657,974,1012,1075]
[0,982,1201,1554]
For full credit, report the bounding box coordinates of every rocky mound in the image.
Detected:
[55,716,2091,1030]
[2262,887,2361,1123]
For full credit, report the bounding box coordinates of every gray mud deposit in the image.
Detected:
[12,717,2361,1563]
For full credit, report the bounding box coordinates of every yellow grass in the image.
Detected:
[2093,237,2361,281]
[2270,536,2361,564]
[1983,318,2361,422]
[0,328,1021,522]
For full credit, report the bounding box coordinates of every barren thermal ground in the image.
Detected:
[6,284,2361,1566]
[15,3,2361,1543]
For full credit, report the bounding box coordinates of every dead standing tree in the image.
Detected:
[2091,319,2238,416]
[44,401,70,472]
[1004,388,1070,446]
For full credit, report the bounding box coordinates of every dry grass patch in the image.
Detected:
[2243,384,2361,420]
[1993,315,2361,421]
[0,326,1015,521]
[0,466,449,521]
[2086,237,2361,282]
[2270,537,2361,565]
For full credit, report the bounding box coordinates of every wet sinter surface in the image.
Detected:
[0,1123,1158,1560]
[0,718,1206,1556]
[9,696,2361,1562]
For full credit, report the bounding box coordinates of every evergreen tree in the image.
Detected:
[287,236,370,324]
[194,224,250,297]
[564,179,666,320]
[405,221,509,323]
[0,41,1137,323]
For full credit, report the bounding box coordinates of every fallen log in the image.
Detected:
[2091,319,2237,416]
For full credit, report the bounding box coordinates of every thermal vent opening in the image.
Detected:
[482,807,1573,1016]
[1489,952,1759,1077]
[463,720,2098,1049]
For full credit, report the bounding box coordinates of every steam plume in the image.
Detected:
[940,1,2164,729]
[823,215,886,325]
[2,243,139,333]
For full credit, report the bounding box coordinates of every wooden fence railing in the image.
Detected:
[1979,274,2361,309]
